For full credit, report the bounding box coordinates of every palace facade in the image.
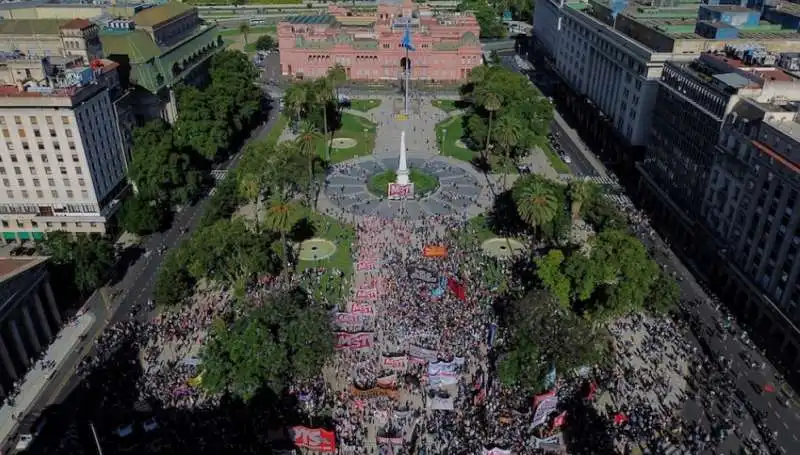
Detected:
[277,0,482,82]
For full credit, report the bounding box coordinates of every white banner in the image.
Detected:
[428,361,458,376]
[333,312,374,331]
[531,433,564,452]
[429,375,458,387]
[428,395,455,410]
[482,449,512,455]
[377,374,398,389]
[409,345,437,362]
[453,356,466,366]
[532,396,558,428]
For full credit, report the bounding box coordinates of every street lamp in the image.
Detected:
[442,128,447,152]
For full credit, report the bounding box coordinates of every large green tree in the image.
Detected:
[119,196,167,235]
[38,231,115,295]
[458,0,507,38]
[174,85,231,161]
[498,289,607,393]
[201,289,334,400]
[127,120,204,205]
[513,175,558,234]
[153,243,196,307]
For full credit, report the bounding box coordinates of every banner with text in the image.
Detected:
[288,426,336,453]
[349,302,375,314]
[350,386,399,400]
[381,355,409,372]
[428,395,455,410]
[428,361,459,376]
[357,260,378,272]
[335,332,374,351]
[333,313,374,332]
[356,287,379,301]
[422,245,448,258]
[377,374,398,389]
[409,345,438,363]
[376,437,404,445]
[482,449,512,455]
[532,396,559,428]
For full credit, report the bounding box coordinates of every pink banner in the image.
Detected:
[356,288,378,301]
[377,437,404,445]
[333,312,373,331]
[382,355,409,372]
[335,332,374,350]
[350,303,374,314]
[289,426,336,453]
[357,260,378,271]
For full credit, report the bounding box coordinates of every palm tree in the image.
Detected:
[567,179,591,221]
[493,115,523,189]
[327,64,347,105]
[284,82,308,124]
[513,178,558,237]
[236,142,271,226]
[483,92,501,163]
[239,22,251,47]
[262,195,297,266]
[311,78,334,160]
[295,121,322,205]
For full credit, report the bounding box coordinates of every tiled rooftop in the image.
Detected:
[134,2,194,28]
[283,14,337,25]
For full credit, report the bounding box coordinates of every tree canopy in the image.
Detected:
[461,66,552,164]
[498,289,608,393]
[200,289,334,400]
[38,231,115,295]
[457,0,507,38]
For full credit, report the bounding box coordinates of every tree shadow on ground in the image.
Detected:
[289,217,317,243]
[108,245,146,286]
[487,190,526,236]
[561,393,616,455]
[28,323,328,455]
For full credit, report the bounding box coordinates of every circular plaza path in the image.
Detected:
[321,97,489,220]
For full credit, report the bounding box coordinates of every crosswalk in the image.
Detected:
[210,170,227,181]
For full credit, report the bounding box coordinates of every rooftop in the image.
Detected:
[0,19,71,36]
[133,2,194,28]
[701,5,751,13]
[60,18,92,30]
[283,14,337,25]
[0,257,45,283]
[0,58,118,99]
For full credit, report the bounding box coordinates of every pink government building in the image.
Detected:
[277,0,482,82]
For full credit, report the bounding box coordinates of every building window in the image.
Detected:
[53,142,60,151]
[21,190,28,199]
[81,189,88,199]
[37,142,44,151]
[61,116,70,125]
[68,142,75,150]
[65,129,73,138]
[13,166,20,175]
[78,178,85,186]
[33,129,40,138]
[75,167,82,175]
[28,167,35,175]
[59,167,67,175]
[40,154,47,163]
[17,129,25,138]
[63,178,70,187]
[10,155,16,163]
[29,116,37,125]
[47,178,54,186]
[25,154,31,163]
[2,178,8,186]
[45,116,53,125]
[13,116,20,125]
[45,167,51,175]
[31,221,37,228]
[48,129,56,137]
[36,190,43,198]
[21,142,28,150]
[66,190,74,199]
[56,155,63,163]
[75,221,82,227]
[1,129,8,138]
[71,154,79,163]
[16,178,23,186]
[51,190,58,198]
[5,142,12,151]
[32,178,39,187]
[5,190,12,199]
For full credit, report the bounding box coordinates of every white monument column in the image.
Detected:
[9,319,29,367]
[396,131,410,185]
[0,337,17,380]
[43,281,61,326]
[21,305,41,353]
[33,294,52,341]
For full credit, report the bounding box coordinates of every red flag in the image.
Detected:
[764,383,775,393]
[552,411,567,429]
[585,381,597,400]
[447,277,467,302]
[613,412,628,425]
[533,389,556,408]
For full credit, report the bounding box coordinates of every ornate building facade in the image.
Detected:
[277,0,482,82]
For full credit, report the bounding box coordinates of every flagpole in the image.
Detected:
[404,36,409,116]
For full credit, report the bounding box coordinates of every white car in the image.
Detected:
[562,154,572,164]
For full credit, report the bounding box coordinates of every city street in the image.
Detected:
[0,95,282,454]
[512,42,800,453]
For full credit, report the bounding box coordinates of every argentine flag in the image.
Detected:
[400,23,415,51]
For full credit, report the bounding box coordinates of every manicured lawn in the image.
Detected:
[292,204,355,308]
[219,25,276,37]
[541,143,572,174]
[366,169,439,197]
[435,115,474,162]
[349,99,382,112]
[432,99,462,113]
[321,113,377,164]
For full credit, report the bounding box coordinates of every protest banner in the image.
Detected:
[530,433,564,452]
[388,182,414,200]
[335,332,374,350]
[482,449,512,455]
[422,245,448,257]
[428,361,458,376]
[428,395,455,410]
[350,386,399,400]
[333,312,374,332]
[381,355,409,372]
[532,396,559,428]
[377,437,404,445]
[428,375,458,387]
[407,266,439,284]
[357,260,378,272]
[377,374,398,389]
[350,302,375,314]
[288,426,336,453]
[408,345,437,362]
[356,287,378,301]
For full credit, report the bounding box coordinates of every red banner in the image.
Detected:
[422,245,448,257]
[335,332,374,350]
[350,303,374,314]
[447,277,467,302]
[289,426,336,453]
[382,355,408,372]
[357,260,378,271]
[356,288,378,301]
[388,183,414,199]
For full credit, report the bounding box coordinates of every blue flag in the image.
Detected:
[400,23,415,51]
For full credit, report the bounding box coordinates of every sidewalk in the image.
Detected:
[552,111,608,179]
[0,311,96,448]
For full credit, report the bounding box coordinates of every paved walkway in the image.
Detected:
[0,311,95,448]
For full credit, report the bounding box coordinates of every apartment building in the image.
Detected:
[0,18,102,64]
[701,97,800,366]
[0,59,129,241]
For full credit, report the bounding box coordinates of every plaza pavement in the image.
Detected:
[0,311,95,448]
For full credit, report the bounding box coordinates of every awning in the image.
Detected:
[32,231,44,240]
[17,232,29,240]
[2,232,15,240]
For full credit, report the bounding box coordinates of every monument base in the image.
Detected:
[388,183,415,200]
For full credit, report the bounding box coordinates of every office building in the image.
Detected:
[0,58,130,241]
[0,256,62,400]
[701,96,800,367]
[277,0,482,81]
[532,0,800,168]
